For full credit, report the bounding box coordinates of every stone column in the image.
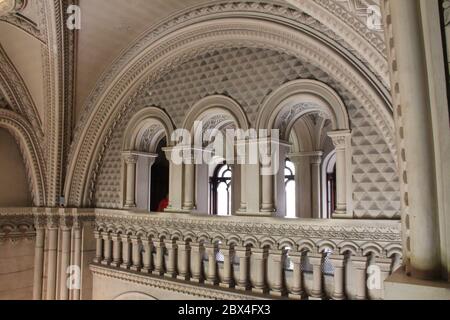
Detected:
[111,234,122,267]
[309,253,324,300]
[101,233,112,265]
[120,234,131,269]
[328,131,351,218]
[152,240,165,276]
[177,241,191,281]
[164,239,178,278]
[330,255,346,300]
[386,0,442,280]
[93,231,103,263]
[32,221,45,300]
[183,159,196,211]
[130,236,142,271]
[123,153,139,208]
[190,242,204,283]
[251,249,268,294]
[141,237,154,274]
[310,152,323,219]
[135,154,158,211]
[235,247,251,291]
[59,217,73,300]
[72,224,82,300]
[352,256,368,300]
[219,245,234,288]
[270,250,286,296]
[375,257,393,299]
[205,244,218,285]
[46,216,59,300]
[163,147,185,212]
[289,252,306,300]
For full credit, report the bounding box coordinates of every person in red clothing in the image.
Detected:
[157,194,169,212]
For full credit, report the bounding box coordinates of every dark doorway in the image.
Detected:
[150,138,169,211]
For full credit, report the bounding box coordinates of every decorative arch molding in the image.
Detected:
[182,95,250,132]
[0,109,46,206]
[123,106,175,153]
[257,79,350,139]
[64,15,395,207]
[0,45,43,139]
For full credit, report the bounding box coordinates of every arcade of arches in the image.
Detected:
[0,0,449,301]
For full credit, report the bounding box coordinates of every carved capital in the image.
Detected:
[328,130,351,149]
[122,153,139,164]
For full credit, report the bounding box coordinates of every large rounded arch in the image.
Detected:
[64,14,395,207]
[0,109,46,206]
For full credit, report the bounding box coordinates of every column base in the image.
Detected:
[331,293,346,300]
[205,279,219,286]
[289,292,307,300]
[219,282,234,289]
[177,274,190,281]
[190,277,204,284]
[152,270,164,276]
[252,287,269,295]
[120,263,130,270]
[236,284,251,291]
[270,289,287,297]
[101,260,111,266]
[110,261,121,268]
[124,204,137,209]
[235,211,275,217]
[93,258,102,264]
[130,266,141,272]
[140,267,152,274]
[164,272,177,279]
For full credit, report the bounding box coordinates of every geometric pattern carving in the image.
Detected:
[95,47,400,218]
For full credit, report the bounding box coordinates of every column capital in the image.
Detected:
[235,246,251,258]
[352,256,369,270]
[327,130,351,149]
[329,254,346,268]
[122,152,139,164]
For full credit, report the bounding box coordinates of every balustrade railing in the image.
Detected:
[93,209,403,300]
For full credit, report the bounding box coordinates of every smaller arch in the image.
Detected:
[122,106,175,152]
[211,233,226,244]
[338,241,361,256]
[257,79,350,140]
[317,240,337,253]
[242,235,259,248]
[170,230,183,241]
[258,236,277,250]
[277,238,296,250]
[296,239,317,253]
[182,95,249,132]
[182,231,197,242]
[226,234,241,247]
[196,232,211,244]
[361,242,384,258]
[384,244,403,259]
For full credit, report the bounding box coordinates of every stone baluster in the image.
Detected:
[235,246,251,291]
[152,240,165,276]
[270,249,287,296]
[190,242,204,283]
[330,254,346,300]
[130,236,142,271]
[183,157,196,211]
[375,257,394,299]
[93,231,103,263]
[177,241,191,281]
[101,233,112,265]
[141,237,154,274]
[352,256,369,300]
[309,252,324,300]
[164,239,178,278]
[251,248,268,294]
[120,234,131,269]
[72,222,82,301]
[219,245,234,288]
[289,251,307,300]
[205,244,218,285]
[111,234,122,267]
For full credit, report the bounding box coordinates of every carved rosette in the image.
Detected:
[0,0,26,16]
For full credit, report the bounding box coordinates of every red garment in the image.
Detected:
[157,198,169,212]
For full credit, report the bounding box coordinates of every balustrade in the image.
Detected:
[91,209,402,300]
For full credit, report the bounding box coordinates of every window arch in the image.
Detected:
[285,159,296,218]
[210,163,232,216]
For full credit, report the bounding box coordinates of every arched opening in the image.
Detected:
[209,162,232,216]
[150,138,169,212]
